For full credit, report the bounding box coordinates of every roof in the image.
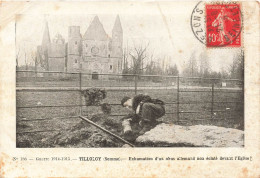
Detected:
[112,15,123,33]
[83,16,109,41]
[41,21,51,48]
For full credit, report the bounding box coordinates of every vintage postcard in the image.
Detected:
[0,0,259,177]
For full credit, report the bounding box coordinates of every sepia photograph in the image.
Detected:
[0,0,259,177]
[15,3,245,148]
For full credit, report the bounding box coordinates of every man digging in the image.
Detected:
[121,94,165,141]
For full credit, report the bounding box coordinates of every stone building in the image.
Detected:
[37,15,123,79]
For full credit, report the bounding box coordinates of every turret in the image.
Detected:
[111,15,123,73]
[42,21,51,52]
[67,26,82,72]
[68,26,81,55]
[41,21,51,71]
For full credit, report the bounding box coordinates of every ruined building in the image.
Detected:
[37,15,123,78]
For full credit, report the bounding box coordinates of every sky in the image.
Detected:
[15,2,242,72]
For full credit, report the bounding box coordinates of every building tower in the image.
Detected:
[41,20,51,70]
[67,26,82,72]
[48,33,66,72]
[111,15,123,73]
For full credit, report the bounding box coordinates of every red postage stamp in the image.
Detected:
[206,3,242,47]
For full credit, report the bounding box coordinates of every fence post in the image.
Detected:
[211,81,214,118]
[177,75,180,121]
[34,65,37,84]
[79,72,82,115]
[134,74,137,95]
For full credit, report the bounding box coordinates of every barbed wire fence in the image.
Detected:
[16,70,244,136]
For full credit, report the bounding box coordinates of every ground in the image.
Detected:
[136,123,244,147]
[16,78,244,147]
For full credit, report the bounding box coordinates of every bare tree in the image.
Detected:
[161,55,166,74]
[220,66,229,79]
[182,51,199,77]
[30,50,37,71]
[190,51,199,77]
[123,45,129,71]
[24,52,28,70]
[199,51,211,77]
[229,49,244,79]
[145,52,155,75]
[167,63,179,76]
[16,47,21,69]
[129,42,149,75]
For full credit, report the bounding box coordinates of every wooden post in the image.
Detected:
[118,74,120,87]
[177,75,180,121]
[211,81,214,118]
[79,72,82,115]
[34,57,37,83]
[242,79,244,121]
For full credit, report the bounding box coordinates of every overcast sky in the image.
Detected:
[15,2,241,72]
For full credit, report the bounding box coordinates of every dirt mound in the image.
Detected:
[136,123,244,147]
[50,114,124,147]
[47,88,122,147]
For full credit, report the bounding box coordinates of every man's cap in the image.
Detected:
[121,96,131,106]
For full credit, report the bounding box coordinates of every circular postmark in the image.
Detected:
[191,1,207,45]
[191,1,242,47]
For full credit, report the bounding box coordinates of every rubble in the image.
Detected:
[136,123,244,147]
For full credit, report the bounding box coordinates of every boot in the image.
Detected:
[139,121,153,135]
[123,131,136,142]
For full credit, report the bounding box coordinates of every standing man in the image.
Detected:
[121,94,165,137]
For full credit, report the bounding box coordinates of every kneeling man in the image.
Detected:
[121,94,165,137]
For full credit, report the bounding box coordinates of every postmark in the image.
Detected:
[191,1,242,47]
[191,1,207,45]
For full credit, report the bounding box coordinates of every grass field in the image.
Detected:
[16,80,244,147]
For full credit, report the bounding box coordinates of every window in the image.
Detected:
[75,41,77,45]
[110,65,113,70]
[108,54,110,58]
[86,44,88,48]
[75,59,77,63]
